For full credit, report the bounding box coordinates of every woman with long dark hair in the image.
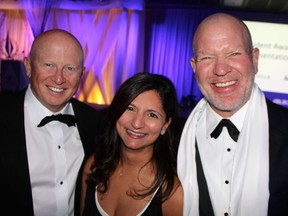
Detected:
[80,72,183,216]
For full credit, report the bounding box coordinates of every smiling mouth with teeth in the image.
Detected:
[49,86,64,92]
[127,129,145,137]
[215,80,236,87]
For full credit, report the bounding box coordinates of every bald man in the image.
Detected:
[177,13,288,216]
[0,29,105,216]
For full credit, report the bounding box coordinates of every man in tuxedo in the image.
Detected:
[0,29,105,216]
[177,13,288,216]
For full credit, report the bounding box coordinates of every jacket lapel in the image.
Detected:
[0,90,34,214]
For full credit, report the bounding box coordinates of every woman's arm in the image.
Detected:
[80,154,95,216]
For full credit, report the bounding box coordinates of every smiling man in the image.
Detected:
[0,29,105,216]
[177,13,288,216]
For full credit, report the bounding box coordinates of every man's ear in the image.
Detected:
[81,66,86,77]
[190,57,196,74]
[24,57,31,78]
[252,48,259,75]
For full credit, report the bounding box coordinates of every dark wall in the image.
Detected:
[0,60,29,94]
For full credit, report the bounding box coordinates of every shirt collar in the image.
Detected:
[24,84,74,126]
[206,99,250,138]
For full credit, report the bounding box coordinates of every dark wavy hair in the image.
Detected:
[88,72,180,202]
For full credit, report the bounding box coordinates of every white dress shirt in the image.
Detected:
[196,102,248,216]
[178,84,269,216]
[24,85,84,216]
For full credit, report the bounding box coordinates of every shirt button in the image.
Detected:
[60,181,63,185]
[227,148,231,152]
[224,212,229,216]
[225,180,229,184]
[58,145,61,149]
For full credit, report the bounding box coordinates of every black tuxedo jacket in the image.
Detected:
[267,99,288,216]
[0,89,106,216]
[196,99,288,216]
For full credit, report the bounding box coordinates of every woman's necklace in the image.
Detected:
[118,164,140,176]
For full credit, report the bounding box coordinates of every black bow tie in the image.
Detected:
[37,114,77,127]
[210,119,240,142]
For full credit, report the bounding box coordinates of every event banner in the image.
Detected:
[244,20,288,108]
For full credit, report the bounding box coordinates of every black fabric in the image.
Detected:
[195,140,214,216]
[0,89,105,216]
[82,182,163,216]
[266,99,288,216]
[37,114,77,127]
[210,119,240,142]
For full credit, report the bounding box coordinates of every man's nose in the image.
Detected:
[54,68,66,84]
[214,57,231,76]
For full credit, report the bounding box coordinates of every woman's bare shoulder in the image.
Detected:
[162,177,184,216]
